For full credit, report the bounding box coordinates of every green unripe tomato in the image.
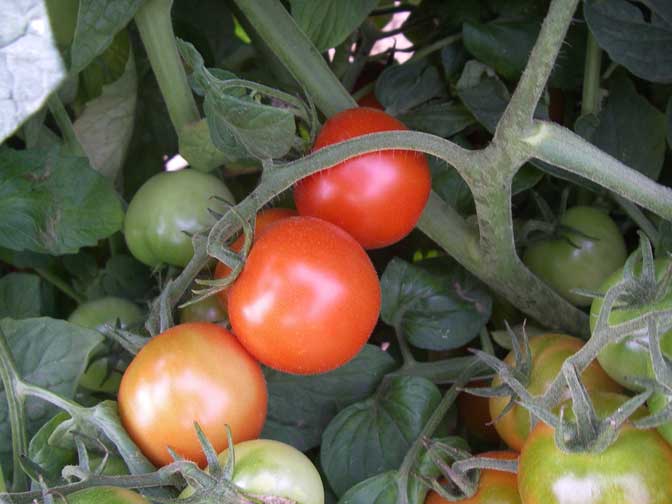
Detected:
[124,170,234,267]
[65,487,149,504]
[68,297,144,332]
[590,257,672,390]
[68,297,143,393]
[178,295,227,324]
[523,206,626,307]
[180,439,324,504]
[649,391,672,445]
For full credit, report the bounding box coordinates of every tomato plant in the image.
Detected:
[489,333,621,451]
[457,381,500,445]
[518,392,672,504]
[118,322,267,467]
[178,294,227,324]
[294,107,431,249]
[64,487,150,504]
[590,257,672,390]
[228,216,381,374]
[523,207,627,307]
[214,207,297,307]
[181,439,325,504]
[124,169,235,267]
[425,451,520,504]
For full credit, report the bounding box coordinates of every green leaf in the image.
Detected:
[338,471,399,504]
[0,148,124,255]
[375,60,446,116]
[463,19,539,82]
[574,74,667,180]
[0,318,103,473]
[290,0,378,52]
[658,220,672,255]
[403,0,482,46]
[69,0,144,74]
[0,273,43,319]
[463,19,585,89]
[320,376,441,496]
[73,38,137,180]
[262,345,397,451]
[398,102,475,139]
[512,164,544,195]
[204,92,296,160]
[0,0,67,142]
[585,0,672,84]
[430,158,474,215]
[177,39,297,162]
[28,412,77,485]
[87,255,153,302]
[457,61,550,133]
[380,258,492,351]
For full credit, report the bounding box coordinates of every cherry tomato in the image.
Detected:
[180,439,324,504]
[425,451,520,504]
[68,297,144,393]
[214,208,297,308]
[294,108,431,249]
[227,216,381,374]
[178,294,227,324]
[523,207,626,307]
[489,333,621,451]
[118,322,267,467]
[65,487,149,504]
[591,257,672,390]
[124,169,235,267]
[518,392,672,504]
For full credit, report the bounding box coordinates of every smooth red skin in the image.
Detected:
[294,108,431,249]
[227,216,381,375]
[118,323,267,467]
[215,208,297,308]
[425,451,521,504]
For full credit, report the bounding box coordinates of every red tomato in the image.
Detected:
[425,451,520,504]
[294,108,431,249]
[118,323,267,467]
[227,216,381,374]
[214,208,297,307]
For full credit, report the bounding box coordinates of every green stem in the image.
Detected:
[134,0,200,135]
[232,0,355,116]
[0,329,28,492]
[34,268,85,304]
[497,0,580,139]
[523,121,672,220]
[581,32,603,116]
[396,363,482,504]
[394,323,416,366]
[47,94,84,156]
[615,195,660,245]
[0,463,5,493]
[409,33,462,62]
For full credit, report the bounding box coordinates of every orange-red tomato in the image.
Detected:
[227,216,381,374]
[214,208,297,307]
[118,323,267,467]
[425,451,520,504]
[489,333,621,451]
[294,108,431,249]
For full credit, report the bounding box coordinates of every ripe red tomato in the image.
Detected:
[425,451,520,504]
[118,322,267,467]
[518,392,672,504]
[227,216,381,374]
[294,108,431,249]
[489,333,621,451]
[214,208,297,308]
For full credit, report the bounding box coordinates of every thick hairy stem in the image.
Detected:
[134,0,200,135]
[232,0,355,116]
[523,121,672,220]
[497,0,580,137]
